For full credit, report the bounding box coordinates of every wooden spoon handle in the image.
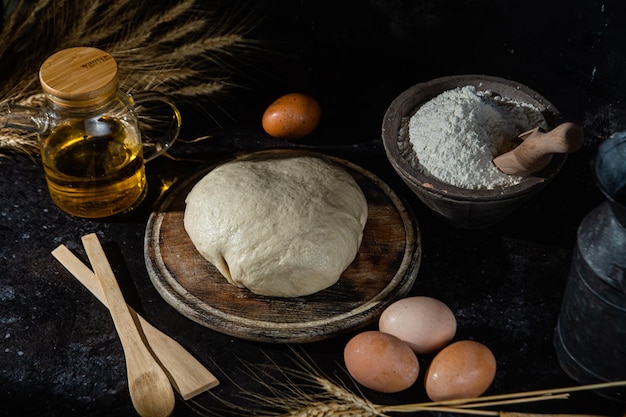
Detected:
[493,122,584,176]
[526,122,585,154]
[52,244,219,400]
[81,234,175,417]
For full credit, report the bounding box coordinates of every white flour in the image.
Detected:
[405,85,547,190]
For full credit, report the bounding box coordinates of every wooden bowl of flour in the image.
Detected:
[382,75,565,229]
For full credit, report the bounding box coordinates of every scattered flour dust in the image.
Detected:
[405,85,547,190]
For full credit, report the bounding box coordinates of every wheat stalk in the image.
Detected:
[0,0,255,157]
[183,348,625,417]
[282,402,375,417]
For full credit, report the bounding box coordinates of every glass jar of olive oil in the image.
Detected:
[1,46,181,218]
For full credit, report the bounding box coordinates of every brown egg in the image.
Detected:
[262,93,321,139]
[379,296,457,354]
[343,330,419,393]
[424,340,496,401]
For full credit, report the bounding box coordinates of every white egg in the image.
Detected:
[379,296,457,354]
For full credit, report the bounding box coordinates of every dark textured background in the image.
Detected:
[2,0,626,416]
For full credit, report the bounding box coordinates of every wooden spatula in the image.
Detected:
[493,122,584,177]
[52,244,219,400]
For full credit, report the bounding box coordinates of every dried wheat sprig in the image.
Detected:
[0,0,51,58]
[0,0,252,102]
[152,18,208,46]
[282,401,382,417]
[376,394,571,415]
[170,81,230,98]
[184,346,625,417]
[167,34,246,60]
[121,67,203,91]
[73,0,137,47]
[0,130,39,159]
[257,376,620,417]
[66,0,102,44]
[112,0,198,51]
[499,411,604,417]
[452,393,570,409]
[380,380,626,412]
[185,349,389,417]
[314,376,378,413]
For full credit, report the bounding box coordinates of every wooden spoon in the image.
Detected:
[81,233,175,417]
[51,244,219,400]
[493,122,584,176]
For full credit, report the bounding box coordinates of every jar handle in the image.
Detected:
[127,91,182,162]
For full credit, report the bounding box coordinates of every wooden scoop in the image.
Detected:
[51,244,219,400]
[493,122,584,176]
[81,233,175,417]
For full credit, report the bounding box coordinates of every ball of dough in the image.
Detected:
[184,155,368,297]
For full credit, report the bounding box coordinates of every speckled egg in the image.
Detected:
[343,330,419,393]
[262,93,321,139]
[379,296,457,354]
[424,340,496,401]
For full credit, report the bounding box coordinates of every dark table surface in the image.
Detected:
[2,1,626,416]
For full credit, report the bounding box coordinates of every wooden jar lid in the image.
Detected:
[39,47,119,107]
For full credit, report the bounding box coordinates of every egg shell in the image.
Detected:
[379,296,456,354]
[262,93,321,139]
[344,330,419,393]
[424,340,497,401]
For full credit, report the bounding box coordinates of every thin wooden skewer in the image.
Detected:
[52,244,219,400]
[81,233,175,417]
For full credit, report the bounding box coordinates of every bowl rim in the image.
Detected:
[381,74,566,202]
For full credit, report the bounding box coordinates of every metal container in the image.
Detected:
[555,131,626,401]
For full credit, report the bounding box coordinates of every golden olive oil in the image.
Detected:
[41,116,146,218]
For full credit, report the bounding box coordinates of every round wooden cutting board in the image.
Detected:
[144,149,421,343]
